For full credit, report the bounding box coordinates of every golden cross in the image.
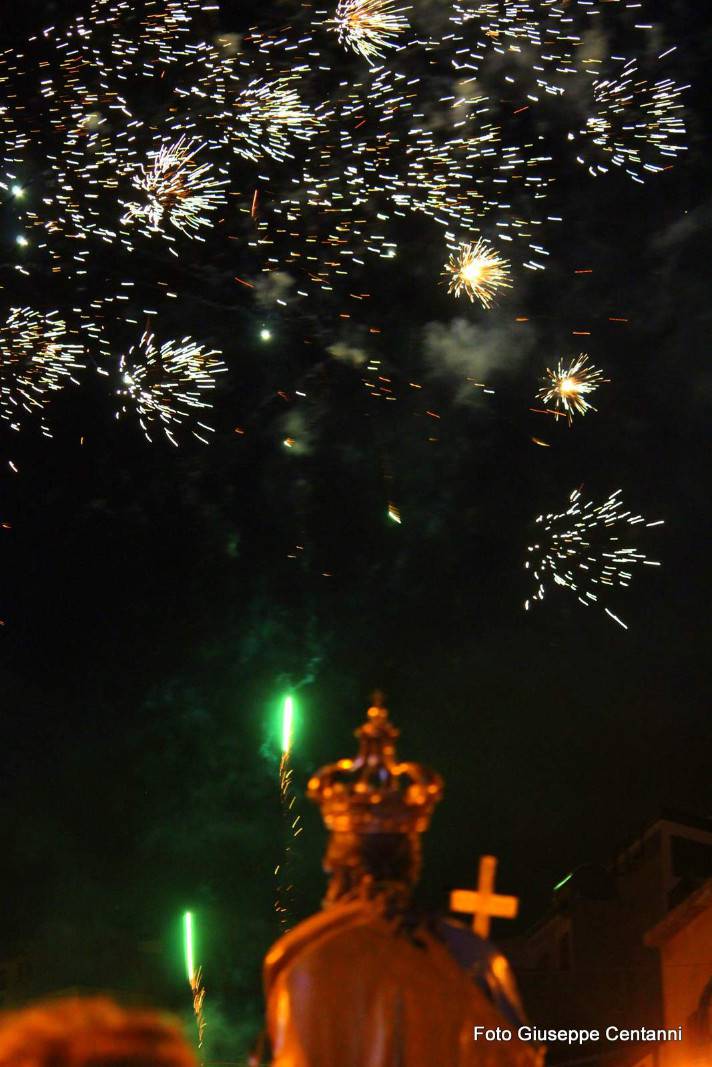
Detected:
[450,855,519,939]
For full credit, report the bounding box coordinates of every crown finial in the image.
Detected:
[307,699,443,834]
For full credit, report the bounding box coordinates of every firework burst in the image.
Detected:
[332,0,410,63]
[228,77,319,162]
[172,48,321,164]
[116,329,226,445]
[538,353,608,421]
[524,488,663,629]
[0,0,689,329]
[120,137,227,238]
[444,239,512,308]
[0,309,84,433]
[571,60,688,181]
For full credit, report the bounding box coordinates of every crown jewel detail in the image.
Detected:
[307,701,444,834]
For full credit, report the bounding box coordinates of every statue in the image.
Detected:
[261,698,540,1067]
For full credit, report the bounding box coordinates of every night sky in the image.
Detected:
[1,0,711,1058]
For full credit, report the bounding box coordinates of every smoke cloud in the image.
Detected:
[422,316,536,403]
[327,340,369,368]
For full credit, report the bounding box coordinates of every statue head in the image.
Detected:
[307,696,443,907]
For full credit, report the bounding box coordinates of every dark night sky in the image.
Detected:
[1,0,711,1055]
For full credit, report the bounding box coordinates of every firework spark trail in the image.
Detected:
[183,911,206,1056]
[189,969,206,1053]
[448,0,579,101]
[116,329,226,446]
[524,488,663,628]
[537,353,608,422]
[444,239,512,308]
[275,753,295,930]
[452,0,609,52]
[0,309,84,434]
[452,0,545,45]
[275,695,303,931]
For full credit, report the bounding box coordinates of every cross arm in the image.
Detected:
[450,890,519,919]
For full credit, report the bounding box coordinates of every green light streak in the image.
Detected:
[553,872,573,892]
[184,911,194,981]
[281,695,294,755]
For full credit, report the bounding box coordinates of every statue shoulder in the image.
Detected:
[263,899,376,996]
[264,909,542,1067]
[267,906,497,1002]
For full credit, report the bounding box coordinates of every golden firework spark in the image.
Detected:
[333,0,410,63]
[538,353,608,421]
[190,967,207,1051]
[444,239,512,309]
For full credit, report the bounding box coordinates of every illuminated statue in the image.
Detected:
[262,697,540,1067]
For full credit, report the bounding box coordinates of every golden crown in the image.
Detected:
[307,698,444,834]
